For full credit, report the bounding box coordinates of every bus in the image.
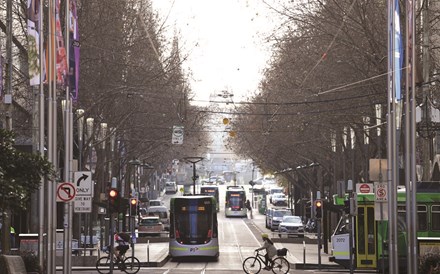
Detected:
[225,186,247,217]
[200,185,220,212]
[330,182,440,272]
[169,196,219,258]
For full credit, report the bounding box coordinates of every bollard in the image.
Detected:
[303,241,306,268]
[147,240,150,263]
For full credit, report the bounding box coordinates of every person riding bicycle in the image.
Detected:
[114,232,130,261]
[255,233,277,270]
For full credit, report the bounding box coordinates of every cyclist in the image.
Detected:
[255,233,277,270]
[114,232,130,262]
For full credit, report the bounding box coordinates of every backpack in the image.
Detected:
[118,233,130,243]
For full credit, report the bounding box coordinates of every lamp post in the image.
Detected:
[128,158,140,258]
[184,157,204,195]
[76,109,85,170]
[141,162,154,199]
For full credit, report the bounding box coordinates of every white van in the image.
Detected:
[146,205,169,231]
[165,181,177,194]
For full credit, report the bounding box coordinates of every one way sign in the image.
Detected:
[74,171,93,196]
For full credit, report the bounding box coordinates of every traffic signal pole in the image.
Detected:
[129,198,137,258]
[315,192,322,270]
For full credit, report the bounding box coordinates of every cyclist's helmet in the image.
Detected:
[261,233,269,239]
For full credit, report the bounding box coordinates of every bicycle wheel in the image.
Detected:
[271,257,290,274]
[96,256,114,274]
[123,256,141,274]
[243,256,262,274]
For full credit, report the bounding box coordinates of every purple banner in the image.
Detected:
[69,0,80,100]
[394,0,403,101]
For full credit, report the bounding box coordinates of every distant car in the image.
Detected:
[138,216,164,237]
[148,200,164,207]
[278,215,305,238]
[165,182,178,194]
[271,193,288,206]
[146,205,169,231]
[270,208,292,231]
[265,208,274,228]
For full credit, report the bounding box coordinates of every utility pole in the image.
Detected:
[421,0,431,182]
[1,0,13,254]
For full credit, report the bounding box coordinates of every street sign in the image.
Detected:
[74,196,92,213]
[375,182,388,202]
[74,171,93,196]
[356,183,373,194]
[172,126,184,144]
[56,182,76,202]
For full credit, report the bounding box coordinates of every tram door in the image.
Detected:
[355,205,377,269]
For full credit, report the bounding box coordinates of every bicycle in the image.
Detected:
[96,245,141,274]
[242,249,290,274]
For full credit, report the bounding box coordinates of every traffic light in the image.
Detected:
[130,198,138,216]
[344,199,350,214]
[108,188,120,213]
[315,199,323,219]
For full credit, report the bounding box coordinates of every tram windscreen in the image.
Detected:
[226,191,245,209]
[174,198,215,244]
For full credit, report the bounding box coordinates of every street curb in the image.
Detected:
[292,263,345,270]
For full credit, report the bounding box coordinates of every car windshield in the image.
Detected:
[283,216,302,224]
[140,218,159,225]
[274,211,290,217]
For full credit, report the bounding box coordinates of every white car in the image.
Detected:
[271,193,288,206]
[278,215,305,238]
[165,181,177,194]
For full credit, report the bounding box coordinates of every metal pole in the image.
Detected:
[109,216,114,274]
[406,0,418,272]
[37,0,45,268]
[193,163,196,195]
[347,180,354,274]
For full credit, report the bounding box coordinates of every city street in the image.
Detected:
[54,186,372,273]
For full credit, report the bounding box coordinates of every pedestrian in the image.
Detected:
[245,199,251,210]
[255,233,277,270]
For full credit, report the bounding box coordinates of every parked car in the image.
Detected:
[165,181,178,194]
[138,216,164,237]
[265,208,274,228]
[268,186,283,199]
[270,208,292,231]
[271,193,288,206]
[278,215,305,238]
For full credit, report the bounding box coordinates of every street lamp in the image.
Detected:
[128,159,141,198]
[86,118,94,171]
[141,162,154,199]
[76,109,85,170]
[184,157,204,195]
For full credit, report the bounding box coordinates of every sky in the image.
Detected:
[152,0,286,106]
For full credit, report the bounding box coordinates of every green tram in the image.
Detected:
[330,182,440,272]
